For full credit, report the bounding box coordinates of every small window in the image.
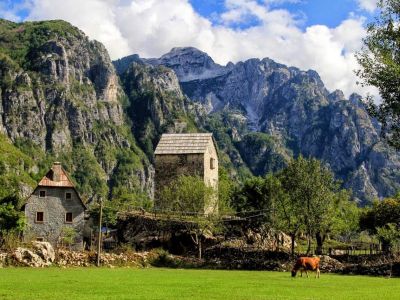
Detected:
[36,212,44,223]
[36,237,44,242]
[39,190,46,198]
[65,192,72,200]
[65,212,73,223]
[210,158,216,170]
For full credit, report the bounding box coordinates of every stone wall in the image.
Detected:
[203,140,218,214]
[154,153,204,209]
[24,187,85,249]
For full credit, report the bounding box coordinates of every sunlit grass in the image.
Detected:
[0,267,399,300]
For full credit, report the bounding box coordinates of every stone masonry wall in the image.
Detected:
[24,187,85,249]
[203,140,218,214]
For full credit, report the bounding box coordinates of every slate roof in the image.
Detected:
[38,162,75,187]
[154,133,214,154]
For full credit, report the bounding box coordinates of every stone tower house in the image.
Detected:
[24,162,86,249]
[154,133,218,214]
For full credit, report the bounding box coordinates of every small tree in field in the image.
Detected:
[277,156,349,255]
[159,175,218,259]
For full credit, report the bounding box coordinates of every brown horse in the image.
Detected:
[291,256,320,278]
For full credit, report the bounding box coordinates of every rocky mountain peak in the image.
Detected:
[328,90,346,102]
[145,47,228,82]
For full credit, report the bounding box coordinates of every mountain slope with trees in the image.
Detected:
[0,19,152,203]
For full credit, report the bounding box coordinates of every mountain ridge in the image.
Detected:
[115,46,400,203]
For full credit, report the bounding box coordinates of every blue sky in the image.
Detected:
[0,0,379,97]
[4,0,376,29]
[189,0,375,29]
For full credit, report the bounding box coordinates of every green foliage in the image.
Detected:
[359,193,400,251]
[217,167,235,215]
[60,227,78,248]
[159,175,214,213]
[331,192,361,241]
[159,175,220,258]
[277,156,348,254]
[68,146,109,200]
[229,156,357,255]
[0,19,82,68]
[0,194,26,233]
[0,134,36,199]
[0,230,22,251]
[376,223,400,252]
[360,193,400,232]
[356,0,400,149]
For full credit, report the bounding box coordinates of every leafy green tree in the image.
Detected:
[88,200,119,227]
[232,175,285,230]
[159,175,218,259]
[356,0,400,149]
[217,167,235,215]
[376,223,400,253]
[0,194,26,248]
[360,193,400,252]
[331,194,361,243]
[60,227,77,250]
[277,156,348,255]
[0,194,25,232]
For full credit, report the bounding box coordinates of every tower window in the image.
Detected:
[210,158,215,170]
[65,192,72,200]
[36,212,44,223]
[39,190,46,198]
[65,212,73,223]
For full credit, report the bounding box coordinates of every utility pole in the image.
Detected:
[97,198,103,267]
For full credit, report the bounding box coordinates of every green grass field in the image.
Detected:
[0,268,399,300]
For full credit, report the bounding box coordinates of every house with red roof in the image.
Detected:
[24,162,86,249]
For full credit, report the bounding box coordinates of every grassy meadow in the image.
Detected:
[0,268,399,300]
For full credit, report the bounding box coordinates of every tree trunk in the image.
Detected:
[198,238,202,259]
[275,232,280,252]
[290,233,296,257]
[306,233,311,255]
[382,240,391,254]
[315,232,325,255]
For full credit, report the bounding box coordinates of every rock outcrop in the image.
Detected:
[12,241,55,267]
[119,63,197,159]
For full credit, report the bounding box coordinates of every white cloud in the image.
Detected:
[25,0,131,59]
[357,0,378,13]
[3,0,377,98]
